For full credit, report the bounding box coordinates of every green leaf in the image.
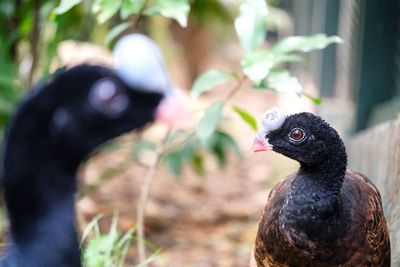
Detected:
[191,69,231,98]
[135,252,159,267]
[232,106,257,131]
[298,92,322,105]
[208,131,241,167]
[190,152,205,176]
[93,0,122,24]
[241,51,303,84]
[218,131,241,156]
[81,214,137,267]
[270,34,343,54]
[105,22,132,46]
[241,51,273,84]
[234,0,268,52]
[0,96,14,113]
[164,144,193,176]
[54,0,82,14]
[80,214,104,246]
[0,1,14,18]
[115,228,134,250]
[120,0,146,19]
[145,0,190,27]
[164,150,184,176]
[265,70,302,93]
[132,139,157,161]
[196,101,224,143]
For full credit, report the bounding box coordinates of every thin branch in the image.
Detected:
[223,75,246,103]
[77,162,128,199]
[8,0,22,62]
[136,128,171,262]
[28,0,41,87]
[132,0,150,30]
[162,132,196,153]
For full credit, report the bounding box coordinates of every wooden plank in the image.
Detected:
[348,118,400,265]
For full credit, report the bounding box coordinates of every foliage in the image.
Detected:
[177,0,342,177]
[234,0,268,53]
[191,69,231,98]
[81,214,159,266]
[232,105,258,131]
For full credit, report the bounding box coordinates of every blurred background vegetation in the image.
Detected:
[1,0,399,266]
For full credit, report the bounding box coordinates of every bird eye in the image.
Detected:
[289,128,305,141]
[89,78,129,117]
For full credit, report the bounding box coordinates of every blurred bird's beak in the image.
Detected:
[155,94,191,129]
[252,131,273,152]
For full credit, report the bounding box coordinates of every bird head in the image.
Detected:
[252,108,344,166]
[113,33,190,128]
[5,34,190,167]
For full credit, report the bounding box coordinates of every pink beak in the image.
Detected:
[252,134,273,152]
[155,94,191,129]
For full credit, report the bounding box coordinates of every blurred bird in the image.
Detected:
[0,34,187,267]
[251,108,390,267]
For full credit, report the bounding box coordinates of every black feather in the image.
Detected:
[254,112,390,267]
[0,65,163,267]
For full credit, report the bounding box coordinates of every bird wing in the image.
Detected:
[253,173,297,267]
[341,170,391,266]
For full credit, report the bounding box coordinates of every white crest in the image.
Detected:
[261,107,285,131]
[113,34,171,94]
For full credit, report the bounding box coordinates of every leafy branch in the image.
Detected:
[190,0,342,139]
[55,0,191,46]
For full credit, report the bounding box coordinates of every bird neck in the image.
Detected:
[280,143,349,242]
[2,146,81,266]
[3,189,81,266]
[299,142,347,194]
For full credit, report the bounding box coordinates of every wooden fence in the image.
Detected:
[348,118,400,266]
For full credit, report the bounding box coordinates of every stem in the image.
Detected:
[163,132,196,153]
[29,0,41,87]
[132,0,149,30]
[223,75,245,102]
[77,163,128,199]
[8,0,22,62]
[136,128,171,262]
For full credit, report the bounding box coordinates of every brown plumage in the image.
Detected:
[251,110,390,267]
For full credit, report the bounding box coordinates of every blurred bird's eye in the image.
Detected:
[289,128,305,141]
[89,78,129,117]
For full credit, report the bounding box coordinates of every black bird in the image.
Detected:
[251,108,390,267]
[0,34,186,267]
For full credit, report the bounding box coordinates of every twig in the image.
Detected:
[77,163,128,199]
[162,131,196,153]
[136,128,171,262]
[8,0,22,62]
[28,0,41,87]
[132,0,149,30]
[223,75,246,103]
